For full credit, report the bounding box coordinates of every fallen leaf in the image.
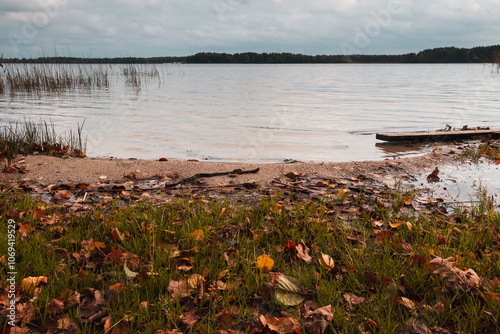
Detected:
[318,253,335,271]
[48,289,80,315]
[256,255,274,272]
[365,318,379,329]
[343,293,365,310]
[110,227,124,242]
[405,317,432,334]
[188,274,205,289]
[168,280,192,299]
[90,241,106,250]
[296,240,312,264]
[275,275,307,306]
[20,276,47,294]
[389,220,403,228]
[124,260,139,280]
[428,256,480,291]
[109,283,127,293]
[284,241,296,254]
[189,229,204,240]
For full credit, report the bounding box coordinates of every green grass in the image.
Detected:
[1,179,499,333]
[0,120,86,168]
[459,139,500,163]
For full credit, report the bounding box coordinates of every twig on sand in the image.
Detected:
[164,167,260,188]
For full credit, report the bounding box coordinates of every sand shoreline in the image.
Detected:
[3,147,456,187]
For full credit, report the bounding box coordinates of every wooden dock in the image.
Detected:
[376,129,500,142]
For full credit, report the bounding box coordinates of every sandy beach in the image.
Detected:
[3,146,456,188]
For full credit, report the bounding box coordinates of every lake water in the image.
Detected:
[1,63,499,162]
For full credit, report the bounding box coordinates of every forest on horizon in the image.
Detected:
[2,44,500,64]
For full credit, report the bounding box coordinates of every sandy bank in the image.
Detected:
[3,148,456,187]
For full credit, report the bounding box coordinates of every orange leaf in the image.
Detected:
[189,229,204,240]
[365,318,379,329]
[33,208,46,219]
[403,197,413,206]
[389,221,403,228]
[109,283,126,293]
[21,276,47,294]
[256,255,274,272]
[90,241,106,250]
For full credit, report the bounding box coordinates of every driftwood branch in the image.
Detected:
[165,167,260,188]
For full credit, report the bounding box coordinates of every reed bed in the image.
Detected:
[0,120,86,168]
[121,64,161,87]
[0,63,109,94]
[0,63,167,94]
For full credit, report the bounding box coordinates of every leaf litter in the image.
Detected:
[2,149,500,333]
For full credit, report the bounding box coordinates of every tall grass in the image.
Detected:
[121,64,161,88]
[0,120,86,167]
[0,63,166,94]
[1,63,109,94]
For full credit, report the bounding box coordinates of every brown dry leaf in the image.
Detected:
[48,289,80,315]
[110,227,124,242]
[296,240,312,264]
[397,297,416,311]
[216,311,235,330]
[187,274,205,289]
[405,318,432,334]
[80,288,106,320]
[318,253,335,271]
[168,280,192,299]
[260,313,301,334]
[428,257,480,291]
[343,293,365,310]
[20,276,47,295]
[303,304,333,334]
[179,310,200,331]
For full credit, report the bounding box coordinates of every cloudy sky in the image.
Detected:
[1,0,499,58]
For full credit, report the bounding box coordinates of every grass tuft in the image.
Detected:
[0,120,86,168]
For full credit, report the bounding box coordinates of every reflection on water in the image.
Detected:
[375,142,434,159]
[1,63,500,162]
[409,160,500,203]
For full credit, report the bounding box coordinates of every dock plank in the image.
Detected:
[376,129,500,142]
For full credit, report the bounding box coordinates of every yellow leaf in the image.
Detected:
[21,276,47,294]
[189,229,204,240]
[338,189,345,197]
[406,221,413,231]
[319,253,335,270]
[256,255,274,272]
[90,241,106,250]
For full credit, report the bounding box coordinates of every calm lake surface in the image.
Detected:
[1,63,499,162]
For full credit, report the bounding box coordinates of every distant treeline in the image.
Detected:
[3,45,500,64]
